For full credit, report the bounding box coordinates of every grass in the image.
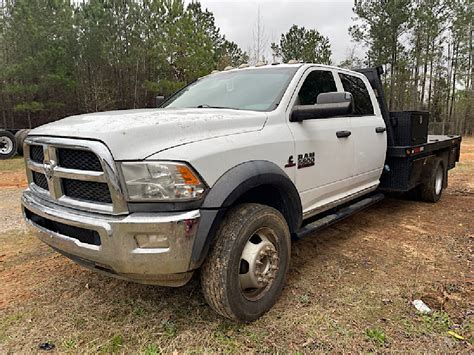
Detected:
[99,335,124,353]
[0,156,24,171]
[143,343,160,355]
[0,137,472,352]
[365,327,387,346]
[421,311,452,333]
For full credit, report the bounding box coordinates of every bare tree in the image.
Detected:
[250,6,268,64]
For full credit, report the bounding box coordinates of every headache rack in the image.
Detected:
[357,67,462,192]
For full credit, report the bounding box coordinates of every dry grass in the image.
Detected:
[0,156,24,172]
[0,137,473,353]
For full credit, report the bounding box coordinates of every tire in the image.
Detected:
[0,130,17,160]
[15,129,30,156]
[201,203,291,322]
[419,157,445,203]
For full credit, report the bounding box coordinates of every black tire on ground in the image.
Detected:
[0,130,17,160]
[200,203,291,322]
[419,157,445,203]
[15,129,30,156]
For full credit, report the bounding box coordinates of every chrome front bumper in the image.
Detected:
[21,189,200,286]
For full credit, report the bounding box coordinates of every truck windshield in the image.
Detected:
[163,67,299,112]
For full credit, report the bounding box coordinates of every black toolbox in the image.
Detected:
[390,111,429,146]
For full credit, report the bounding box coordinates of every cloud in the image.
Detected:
[186,0,364,64]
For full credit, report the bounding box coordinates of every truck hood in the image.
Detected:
[30,108,267,160]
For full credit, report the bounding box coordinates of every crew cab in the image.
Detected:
[21,63,462,322]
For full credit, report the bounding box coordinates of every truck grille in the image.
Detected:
[58,148,102,171]
[24,137,127,214]
[30,145,44,163]
[62,179,112,203]
[32,171,48,190]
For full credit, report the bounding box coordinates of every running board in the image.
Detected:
[295,193,384,239]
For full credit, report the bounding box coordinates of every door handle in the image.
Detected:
[375,127,386,133]
[336,130,351,138]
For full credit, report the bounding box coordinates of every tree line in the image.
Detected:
[0,0,249,128]
[347,0,473,134]
[0,0,472,135]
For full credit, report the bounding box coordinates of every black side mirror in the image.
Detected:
[291,92,353,122]
[156,95,165,107]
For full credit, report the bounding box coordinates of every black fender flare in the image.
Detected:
[190,160,302,267]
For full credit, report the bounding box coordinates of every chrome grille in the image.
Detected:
[32,171,48,190]
[24,137,127,214]
[30,145,44,163]
[58,148,102,171]
[62,179,112,203]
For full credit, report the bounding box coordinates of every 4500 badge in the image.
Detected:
[285,152,315,169]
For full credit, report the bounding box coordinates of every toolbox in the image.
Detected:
[390,111,429,146]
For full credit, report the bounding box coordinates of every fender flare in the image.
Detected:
[190,160,302,266]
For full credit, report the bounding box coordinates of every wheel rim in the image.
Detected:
[239,227,280,301]
[435,166,443,195]
[0,136,14,155]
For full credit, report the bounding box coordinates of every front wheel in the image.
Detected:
[201,203,291,322]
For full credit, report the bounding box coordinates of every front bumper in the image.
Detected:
[21,189,200,286]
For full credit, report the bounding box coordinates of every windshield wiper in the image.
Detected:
[196,104,239,110]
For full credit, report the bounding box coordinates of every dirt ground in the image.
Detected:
[0,138,473,353]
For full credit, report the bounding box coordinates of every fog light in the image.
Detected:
[134,234,169,248]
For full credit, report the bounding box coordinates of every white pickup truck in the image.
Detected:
[21,63,461,322]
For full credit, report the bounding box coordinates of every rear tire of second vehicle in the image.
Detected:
[15,129,30,156]
[0,130,17,160]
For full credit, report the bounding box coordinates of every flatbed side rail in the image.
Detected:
[387,135,462,158]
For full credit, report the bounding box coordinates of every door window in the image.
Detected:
[297,70,337,105]
[338,73,374,115]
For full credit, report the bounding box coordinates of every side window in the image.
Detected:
[297,70,337,105]
[338,73,374,115]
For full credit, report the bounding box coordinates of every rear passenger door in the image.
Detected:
[337,72,386,189]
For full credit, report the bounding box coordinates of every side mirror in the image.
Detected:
[156,95,165,107]
[291,92,353,122]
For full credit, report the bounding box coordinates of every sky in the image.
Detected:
[185,0,364,64]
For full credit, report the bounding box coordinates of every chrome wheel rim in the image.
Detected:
[0,136,13,155]
[239,227,279,301]
[435,166,443,195]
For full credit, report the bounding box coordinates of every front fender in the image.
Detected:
[190,160,302,268]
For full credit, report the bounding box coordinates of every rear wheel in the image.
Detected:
[0,130,17,160]
[419,158,445,203]
[200,203,291,322]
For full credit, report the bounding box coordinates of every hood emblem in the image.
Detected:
[43,160,57,181]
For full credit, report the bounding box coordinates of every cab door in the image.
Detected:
[337,72,386,189]
[286,68,354,216]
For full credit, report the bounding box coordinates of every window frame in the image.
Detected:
[287,67,348,121]
[336,71,376,117]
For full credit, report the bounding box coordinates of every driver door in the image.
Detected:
[286,68,354,216]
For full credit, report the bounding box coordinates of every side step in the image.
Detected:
[295,193,384,239]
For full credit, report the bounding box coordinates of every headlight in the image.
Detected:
[120,162,206,201]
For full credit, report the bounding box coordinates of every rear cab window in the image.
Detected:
[338,73,374,115]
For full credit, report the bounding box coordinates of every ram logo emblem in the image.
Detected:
[43,160,57,181]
